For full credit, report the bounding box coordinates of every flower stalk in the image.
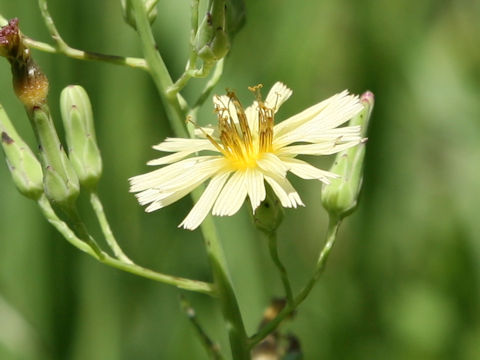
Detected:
[249,215,342,348]
[36,194,216,295]
[129,1,249,357]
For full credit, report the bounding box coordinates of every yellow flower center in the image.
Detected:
[207,86,275,171]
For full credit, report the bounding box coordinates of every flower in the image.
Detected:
[129,82,364,230]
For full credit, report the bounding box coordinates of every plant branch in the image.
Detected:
[31,2,147,69]
[89,191,133,264]
[180,295,225,359]
[127,1,249,357]
[37,195,216,295]
[129,0,189,138]
[249,215,342,348]
[267,232,294,305]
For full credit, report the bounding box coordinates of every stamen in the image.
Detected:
[186,116,227,155]
[226,90,252,149]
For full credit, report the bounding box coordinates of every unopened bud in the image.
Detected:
[30,105,79,210]
[195,0,230,62]
[60,85,102,189]
[321,91,374,218]
[252,184,284,234]
[0,104,43,199]
[0,18,49,109]
[121,0,158,29]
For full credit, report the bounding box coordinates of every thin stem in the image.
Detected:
[167,61,214,98]
[38,195,95,255]
[180,295,225,360]
[89,191,133,264]
[166,0,216,98]
[24,3,147,69]
[196,210,250,360]
[130,0,189,138]
[37,195,216,295]
[249,216,342,348]
[128,1,248,357]
[267,232,294,305]
[191,59,224,110]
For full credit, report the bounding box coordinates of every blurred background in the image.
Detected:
[1,0,479,359]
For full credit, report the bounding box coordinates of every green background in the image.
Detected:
[1,0,479,359]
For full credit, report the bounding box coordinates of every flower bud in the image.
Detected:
[0,104,43,199]
[0,18,49,109]
[252,184,284,235]
[120,0,158,29]
[30,105,80,210]
[60,85,102,189]
[195,0,230,62]
[321,91,374,218]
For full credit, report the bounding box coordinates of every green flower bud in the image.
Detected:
[0,104,43,199]
[121,0,158,29]
[195,0,230,62]
[29,104,79,210]
[252,184,284,235]
[321,91,374,218]
[60,85,102,189]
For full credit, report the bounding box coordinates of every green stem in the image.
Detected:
[167,61,214,98]
[180,295,225,360]
[37,195,215,295]
[267,232,294,305]
[191,59,224,110]
[249,216,342,348]
[196,209,250,360]
[65,205,105,259]
[34,2,147,70]
[129,1,248,357]
[89,191,133,264]
[130,0,189,138]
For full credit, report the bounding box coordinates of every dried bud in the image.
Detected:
[30,105,80,210]
[252,184,284,235]
[195,0,230,62]
[60,85,102,189]
[0,18,49,108]
[0,104,43,200]
[321,91,374,218]
[121,0,158,29]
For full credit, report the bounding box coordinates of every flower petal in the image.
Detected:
[278,140,361,156]
[256,153,289,177]
[264,173,304,208]
[212,171,248,216]
[129,156,219,192]
[274,124,361,149]
[245,168,266,212]
[134,158,228,212]
[179,171,232,230]
[245,102,259,135]
[142,178,200,212]
[273,91,361,141]
[147,151,193,166]
[265,82,292,113]
[280,157,339,183]
[194,125,219,140]
[153,138,217,152]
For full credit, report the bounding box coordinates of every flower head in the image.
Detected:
[130,82,364,230]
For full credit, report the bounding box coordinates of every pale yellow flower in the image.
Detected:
[130,82,364,230]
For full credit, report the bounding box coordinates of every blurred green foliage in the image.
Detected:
[1,0,479,359]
